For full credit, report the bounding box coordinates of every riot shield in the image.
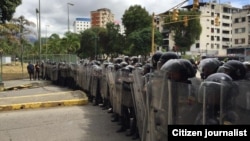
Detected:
[100,66,108,100]
[121,68,133,108]
[196,80,239,125]
[131,68,147,141]
[235,80,250,124]
[107,68,116,112]
[145,71,165,141]
[114,69,123,115]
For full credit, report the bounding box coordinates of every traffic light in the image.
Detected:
[215,16,220,26]
[183,16,188,27]
[172,9,179,21]
[192,0,199,10]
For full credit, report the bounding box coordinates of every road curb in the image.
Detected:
[0,99,88,111]
[0,90,89,111]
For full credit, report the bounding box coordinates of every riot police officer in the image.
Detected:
[198,58,222,80]
[195,73,239,125]
[151,51,163,71]
[160,58,196,83]
[217,60,246,81]
[157,51,179,71]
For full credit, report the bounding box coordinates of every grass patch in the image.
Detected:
[2,62,29,80]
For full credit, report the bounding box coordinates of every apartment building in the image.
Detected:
[157,0,249,56]
[232,5,250,48]
[73,18,91,33]
[90,8,114,28]
[196,1,240,56]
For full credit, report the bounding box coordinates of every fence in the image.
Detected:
[22,54,80,64]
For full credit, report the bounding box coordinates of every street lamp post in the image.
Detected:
[45,25,50,60]
[0,49,4,91]
[38,0,41,63]
[67,3,74,32]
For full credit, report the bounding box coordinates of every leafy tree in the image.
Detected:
[78,27,108,60]
[47,33,62,54]
[11,15,36,57]
[0,0,22,23]
[103,22,125,58]
[163,10,202,54]
[122,5,152,36]
[127,27,162,56]
[61,32,80,54]
[78,29,96,59]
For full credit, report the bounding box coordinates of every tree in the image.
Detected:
[61,32,80,54]
[0,0,22,23]
[10,15,35,75]
[163,10,202,54]
[122,5,152,36]
[78,29,96,59]
[103,22,125,58]
[47,33,62,54]
[127,27,162,56]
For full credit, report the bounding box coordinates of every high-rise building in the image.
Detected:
[156,0,250,57]
[90,8,114,28]
[73,18,91,33]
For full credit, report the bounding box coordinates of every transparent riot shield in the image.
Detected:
[235,80,250,124]
[145,71,165,141]
[131,68,147,141]
[121,68,133,108]
[114,69,123,115]
[107,68,116,112]
[101,67,108,100]
[85,64,93,92]
[51,63,58,82]
[196,80,239,125]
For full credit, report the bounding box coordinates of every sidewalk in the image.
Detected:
[0,79,88,111]
[3,79,52,90]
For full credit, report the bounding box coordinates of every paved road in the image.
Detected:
[0,80,140,141]
[0,104,139,141]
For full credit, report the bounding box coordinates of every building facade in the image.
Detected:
[156,0,250,57]
[90,8,114,28]
[73,18,91,33]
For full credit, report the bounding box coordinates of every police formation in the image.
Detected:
[43,52,250,141]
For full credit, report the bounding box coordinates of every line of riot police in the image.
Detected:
[42,52,250,141]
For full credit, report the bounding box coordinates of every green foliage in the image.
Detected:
[0,0,22,23]
[127,27,162,56]
[164,10,202,54]
[122,5,152,36]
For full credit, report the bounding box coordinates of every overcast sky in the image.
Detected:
[13,0,248,38]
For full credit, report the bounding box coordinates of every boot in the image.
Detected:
[126,118,135,136]
[116,116,126,133]
[111,113,119,122]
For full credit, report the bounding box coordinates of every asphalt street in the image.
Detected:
[0,105,139,141]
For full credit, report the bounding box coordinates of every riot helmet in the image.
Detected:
[198,58,222,79]
[114,57,123,64]
[130,56,139,65]
[151,51,163,70]
[142,63,152,75]
[218,60,246,80]
[120,61,128,68]
[157,51,179,70]
[160,59,196,82]
[124,56,130,64]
